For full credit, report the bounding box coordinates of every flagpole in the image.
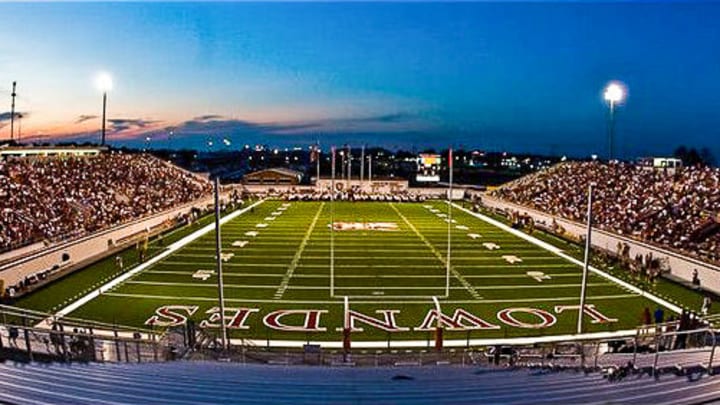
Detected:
[347,146,352,183]
[316,142,320,185]
[577,184,594,334]
[214,177,228,349]
[368,155,372,184]
[330,147,336,297]
[446,148,452,298]
[360,145,365,183]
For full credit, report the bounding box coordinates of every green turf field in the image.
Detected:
[19,200,679,345]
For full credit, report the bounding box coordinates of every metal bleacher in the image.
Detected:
[0,360,720,405]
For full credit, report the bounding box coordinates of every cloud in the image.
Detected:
[74,115,98,124]
[0,111,29,130]
[108,118,162,133]
[193,114,225,121]
[16,110,440,151]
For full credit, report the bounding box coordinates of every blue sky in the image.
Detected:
[0,1,719,157]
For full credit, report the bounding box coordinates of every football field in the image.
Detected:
[62,200,673,345]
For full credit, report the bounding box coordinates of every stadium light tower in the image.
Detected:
[603,81,625,160]
[95,72,113,146]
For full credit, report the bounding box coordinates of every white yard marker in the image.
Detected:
[423,205,433,209]
[37,199,266,327]
[437,213,447,218]
[272,211,282,216]
[483,242,500,250]
[527,271,551,282]
[467,233,481,240]
[502,255,523,264]
[256,223,268,228]
[245,231,259,237]
[232,240,249,248]
[456,225,468,230]
[453,202,682,314]
[192,269,215,281]
[220,252,235,262]
[264,216,276,221]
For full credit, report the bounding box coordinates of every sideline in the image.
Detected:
[230,328,641,349]
[36,199,266,328]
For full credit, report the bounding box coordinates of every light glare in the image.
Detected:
[604,82,625,103]
[95,72,113,92]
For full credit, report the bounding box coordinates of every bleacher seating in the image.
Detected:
[0,152,211,253]
[492,161,720,265]
[0,360,719,404]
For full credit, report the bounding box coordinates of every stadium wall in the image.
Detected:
[480,194,720,295]
[0,196,216,290]
[239,183,458,198]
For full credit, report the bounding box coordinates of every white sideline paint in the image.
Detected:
[36,199,266,327]
[230,328,642,349]
[452,203,682,314]
[103,291,637,305]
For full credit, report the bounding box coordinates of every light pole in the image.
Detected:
[9,81,16,141]
[577,184,594,335]
[95,73,113,146]
[603,81,625,160]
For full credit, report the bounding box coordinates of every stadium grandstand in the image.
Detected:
[0,152,211,253]
[2,147,720,404]
[2,1,720,403]
[491,161,720,265]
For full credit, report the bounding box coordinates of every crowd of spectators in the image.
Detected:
[247,186,445,202]
[492,161,720,264]
[0,152,211,252]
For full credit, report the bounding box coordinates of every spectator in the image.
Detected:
[654,307,664,324]
[701,296,712,316]
[0,152,211,252]
[492,161,720,265]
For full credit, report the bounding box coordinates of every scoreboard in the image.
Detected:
[416,153,441,182]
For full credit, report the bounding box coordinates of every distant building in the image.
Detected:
[637,157,683,170]
[243,167,303,185]
[0,145,107,159]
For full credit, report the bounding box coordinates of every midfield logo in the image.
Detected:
[145,304,617,331]
[331,222,399,231]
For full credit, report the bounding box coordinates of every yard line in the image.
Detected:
[102,291,639,305]
[144,270,286,277]
[389,203,482,300]
[453,202,683,314]
[161,261,287,267]
[124,280,613,290]
[36,199,267,327]
[274,202,325,299]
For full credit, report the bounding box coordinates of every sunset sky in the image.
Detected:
[1,1,719,157]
